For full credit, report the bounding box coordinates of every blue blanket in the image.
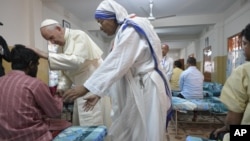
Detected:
[53,126,107,141]
[172,96,228,114]
[186,136,216,141]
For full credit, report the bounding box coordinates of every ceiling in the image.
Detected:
[42,0,236,50]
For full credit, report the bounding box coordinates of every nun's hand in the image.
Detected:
[63,85,88,102]
[83,95,101,112]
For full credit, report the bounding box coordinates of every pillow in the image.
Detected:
[172,97,197,112]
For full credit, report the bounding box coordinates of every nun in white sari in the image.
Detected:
[64,0,172,140]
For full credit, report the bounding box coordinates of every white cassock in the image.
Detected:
[161,55,174,81]
[48,28,112,128]
[84,17,171,141]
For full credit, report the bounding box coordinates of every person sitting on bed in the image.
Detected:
[178,57,204,99]
[0,45,70,141]
[210,23,250,141]
[178,57,204,121]
[170,60,183,91]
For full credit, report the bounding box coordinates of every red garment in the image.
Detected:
[0,70,63,141]
[47,118,72,138]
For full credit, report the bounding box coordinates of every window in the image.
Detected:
[226,33,245,77]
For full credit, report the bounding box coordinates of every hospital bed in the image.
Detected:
[171,91,228,135]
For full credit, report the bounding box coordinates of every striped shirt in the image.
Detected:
[0,70,63,141]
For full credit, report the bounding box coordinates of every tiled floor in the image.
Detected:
[166,111,225,141]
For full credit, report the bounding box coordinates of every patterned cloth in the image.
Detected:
[203,82,223,97]
[53,126,107,141]
[186,136,216,141]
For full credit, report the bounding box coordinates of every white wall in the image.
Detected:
[180,0,250,66]
[176,39,200,61]
[0,0,31,46]
[0,0,49,49]
[186,42,196,57]
[168,50,180,61]
[179,48,186,59]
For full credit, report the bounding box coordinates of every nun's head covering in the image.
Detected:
[95,0,128,24]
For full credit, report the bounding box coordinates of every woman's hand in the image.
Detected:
[83,94,101,112]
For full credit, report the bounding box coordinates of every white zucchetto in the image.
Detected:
[40,19,59,28]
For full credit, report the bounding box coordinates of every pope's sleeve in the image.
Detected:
[57,71,72,90]
[48,53,85,70]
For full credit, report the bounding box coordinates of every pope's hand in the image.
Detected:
[83,95,101,112]
[63,85,87,102]
[56,89,64,97]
